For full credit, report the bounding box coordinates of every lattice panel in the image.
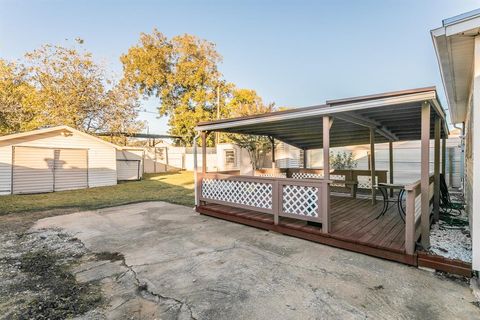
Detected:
[357,176,378,189]
[282,185,319,217]
[292,172,346,187]
[292,172,324,179]
[256,173,287,178]
[330,174,346,187]
[202,179,273,209]
[330,174,345,181]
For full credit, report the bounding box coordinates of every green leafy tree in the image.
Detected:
[223,88,274,117]
[330,151,357,170]
[24,43,143,134]
[121,30,226,145]
[0,59,40,134]
[226,88,276,170]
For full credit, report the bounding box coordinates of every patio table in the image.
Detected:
[375,183,406,222]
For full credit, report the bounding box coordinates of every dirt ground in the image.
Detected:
[1,201,480,319]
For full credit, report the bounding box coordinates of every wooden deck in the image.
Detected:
[197,195,417,265]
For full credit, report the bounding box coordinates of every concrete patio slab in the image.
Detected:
[33,201,480,319]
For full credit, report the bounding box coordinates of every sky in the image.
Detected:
[1,0,479,134]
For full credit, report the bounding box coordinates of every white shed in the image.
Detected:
[0,125,119,195]
[116,148,143,181]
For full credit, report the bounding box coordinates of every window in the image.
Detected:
[224,149,236,168]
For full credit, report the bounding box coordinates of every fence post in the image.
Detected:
[321,182,330,233]
[405,189,416,255]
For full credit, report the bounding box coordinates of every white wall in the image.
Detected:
[183,147,216,172]
[0,130,117,194]
[0,144,11,194]
[167,146,185,170]
[116,149,143,180]
[304,137,462,186]
[470,35,480,271]
[275,143,303,168]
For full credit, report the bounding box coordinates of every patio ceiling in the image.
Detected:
[195,87,449,149]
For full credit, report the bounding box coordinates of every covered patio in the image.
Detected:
[194,87,449,265]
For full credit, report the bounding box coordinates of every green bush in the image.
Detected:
[330,151,357,170]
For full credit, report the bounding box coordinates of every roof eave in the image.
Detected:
[0,125,122,149]
[431,10,480,125]
[431,27,466,124]
[195,90,441,132]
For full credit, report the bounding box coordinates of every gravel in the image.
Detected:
[429,212,472,263]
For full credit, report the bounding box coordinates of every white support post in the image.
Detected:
[434,117,441,222]
[193,132,201,207]
[370,128,376,205]
[420,101,431,249]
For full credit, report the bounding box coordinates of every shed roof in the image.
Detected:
[0,125,122,149]
[196,87,448,149]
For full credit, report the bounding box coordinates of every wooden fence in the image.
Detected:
[404,174,434,255]
[197,172,331,232]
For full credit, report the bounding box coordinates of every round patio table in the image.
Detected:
[375,183,406,222]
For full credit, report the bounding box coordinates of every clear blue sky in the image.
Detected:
[1,0,478,134]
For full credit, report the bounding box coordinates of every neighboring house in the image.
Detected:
[275,142,305,169]
[432,9,480,273]
[0,125,147,195]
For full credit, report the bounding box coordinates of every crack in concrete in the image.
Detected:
[73,260,112,274]
[116,252,198,320]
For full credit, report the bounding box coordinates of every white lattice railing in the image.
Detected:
[292,172,323,179]
[197,173,330,229]
[357,175,378,189]
[201,177,273,212]
[280,180,322,221]
[292,172,348,188]
[256,172,287,178]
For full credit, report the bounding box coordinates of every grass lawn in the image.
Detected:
[0,171,195,215]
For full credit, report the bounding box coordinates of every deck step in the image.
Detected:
[417,251,472,277]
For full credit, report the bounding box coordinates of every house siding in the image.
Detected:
[471,35,480,271]
[0,146,12,195]
[465,101,474,231]
[116,149,143,180]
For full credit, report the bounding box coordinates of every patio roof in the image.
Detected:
[195,87,448,149]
